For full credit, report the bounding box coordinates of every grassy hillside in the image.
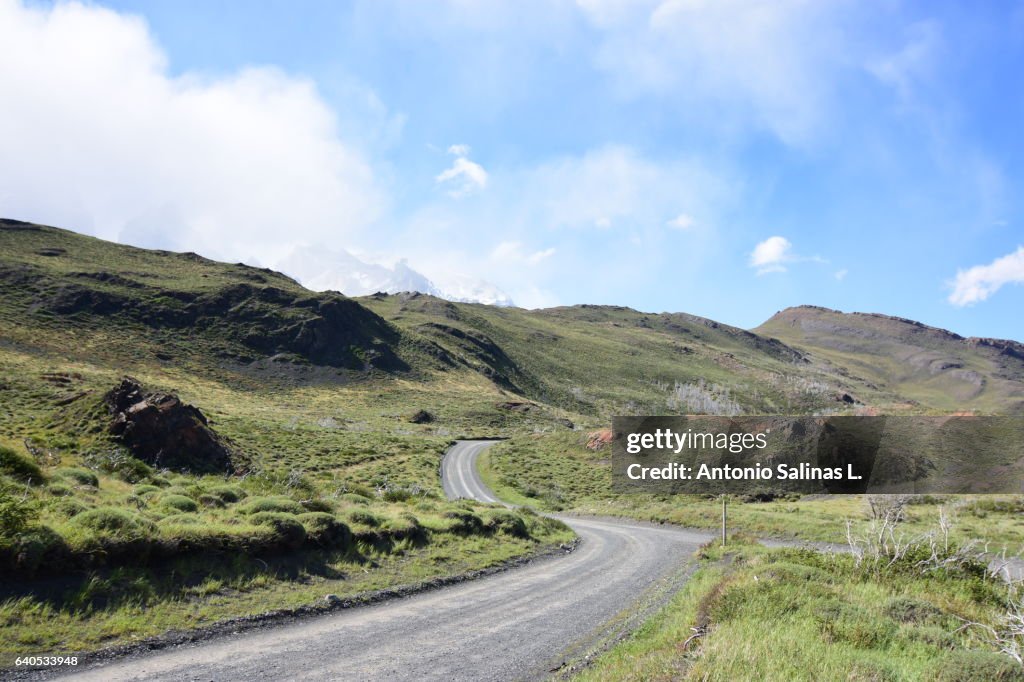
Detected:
[2,219,1023,667]
[0,221,573,661]
[757,305,1024,415]
[578,534,1024,681]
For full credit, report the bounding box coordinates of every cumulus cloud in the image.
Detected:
[750,236,793,274]
[948,246,1024,306]
[749,235,829,275]
[436,144,488,197]
[0,0,385,265]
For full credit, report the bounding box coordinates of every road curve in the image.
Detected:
[44,440,711,682]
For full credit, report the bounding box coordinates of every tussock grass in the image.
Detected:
[580,531,1024,681]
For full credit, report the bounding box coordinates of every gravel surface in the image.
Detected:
[31,440,710,682]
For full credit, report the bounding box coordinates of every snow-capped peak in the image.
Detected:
[276,246,514,307]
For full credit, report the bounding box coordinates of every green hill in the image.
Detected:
[756,305,1024,415]
[2,218,1023,659]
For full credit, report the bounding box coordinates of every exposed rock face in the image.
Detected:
[105,378,235,474]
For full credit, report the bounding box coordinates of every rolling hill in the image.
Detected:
[2,218,1022,422]
[2,218,1024,661]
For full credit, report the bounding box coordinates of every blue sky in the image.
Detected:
[2,1,1023,339]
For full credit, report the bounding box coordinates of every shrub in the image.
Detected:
[339,493,369,506]
[209,485,246,504]
[158,514,201,526]
[82,448,154,484]
[159,494,198,513]
[198,494,225,509]
[240,496,303,515]
[54,467,99,488]
[3,526,68,573]
[0,482,38,537]
[345,509,382,528]
[47,483,74,497]
[248,512,306,549]
[382,488,413,503]
[0,446,44,485]
[884,596,944,624]
[484,510,529,538]
[298,512,351,547]
[124,495,146,510]
[342,483,374,499]
[934,650,1024,681]
[52,498,88,518]
[133,484,160,497]
[817,602,897,648]
[866,495,912,522]
[443,509,484,535]
[70,508,154,538]
[300,498,334,513]
[966,498,1024,516]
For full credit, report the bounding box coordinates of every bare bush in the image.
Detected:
[955,582,1024,667]
[865,494,914,522]
[664,379,742,416]
[845,506,988,576]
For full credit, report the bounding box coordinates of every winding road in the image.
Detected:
[42,440,711,682]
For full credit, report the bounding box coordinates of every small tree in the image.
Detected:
[0,481,37,538]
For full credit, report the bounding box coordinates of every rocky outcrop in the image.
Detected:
[407,409,435,424]
[105,378,236,474]
[16,262,407,371]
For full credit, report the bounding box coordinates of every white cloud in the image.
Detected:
[0,0,386,265]
[667,213,695,230]
[749,235,829,275]
[396,144,733,312]
[523,146,728,232]
[834,268,848,281]
[867,21,941,106]
[435,146,488,198]
[948,246,1024,306]
[527,247,556,264]
[489,240,555,265]
[750,236,793,274]
[579,0,855,145]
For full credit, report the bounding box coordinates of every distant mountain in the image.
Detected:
[429,273,515,307]
[277,246,514,307]
[2,220,1021,419]
[756,305,1024,414]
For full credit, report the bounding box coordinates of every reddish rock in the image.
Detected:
[586,428,613,451]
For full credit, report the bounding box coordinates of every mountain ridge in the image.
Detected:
[2,219,1022,416]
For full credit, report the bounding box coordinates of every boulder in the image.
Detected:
[407,409,435,424]
[105,377,235,474]
[586,428,613,451]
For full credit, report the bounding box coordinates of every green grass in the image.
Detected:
[3,220,1024,672]
[578,534,1024,681]
[484,432,1024,551]
[0,513,571,664]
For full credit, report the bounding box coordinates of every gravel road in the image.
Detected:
[39,440,710,682]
